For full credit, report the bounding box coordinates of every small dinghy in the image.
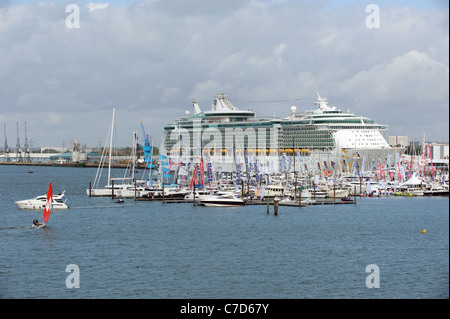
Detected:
[31,182,53,228]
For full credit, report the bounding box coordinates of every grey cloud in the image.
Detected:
[0,1,448,147]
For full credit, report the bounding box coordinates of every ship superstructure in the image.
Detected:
[282,94,391,150]
[161,93,397,173]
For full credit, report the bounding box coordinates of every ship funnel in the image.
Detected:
[315,92,328,109]
[193,101,202,115]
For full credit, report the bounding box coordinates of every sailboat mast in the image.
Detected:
[131,130,137,182]
[149,136,154,187]
[108,108,116,185]
[421,131,426,174]
[3,124,9,161]
[177,122,182,184]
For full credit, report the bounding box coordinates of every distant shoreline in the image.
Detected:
[0,162,141,169]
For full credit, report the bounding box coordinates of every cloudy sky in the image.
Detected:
[0,0,448,150]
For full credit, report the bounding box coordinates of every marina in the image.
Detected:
[2,95,448,204]
[4,94,449,212]
[2,95,447,300]
[53,94,448,207]
[1,96,448,301]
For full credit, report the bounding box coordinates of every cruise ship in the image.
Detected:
[161,93,398,174]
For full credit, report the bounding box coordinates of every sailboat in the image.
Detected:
[87,108,120,197]
[87,110,146,198]
[32,182,53,228]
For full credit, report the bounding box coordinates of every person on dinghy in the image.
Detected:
[33,219,43,227]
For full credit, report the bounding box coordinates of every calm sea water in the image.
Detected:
[0,165,448,299]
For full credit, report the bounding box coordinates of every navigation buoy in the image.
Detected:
[422,229,426,234]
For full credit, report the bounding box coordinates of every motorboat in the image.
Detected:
[184,189,217,201]
[263,184,287,199]
[424,184,449,196]
[326,186,350,198]
[151,187,190,200]
[405,187,425,196]
[301,198,317,205]
[344,181,367,195]
[200,192,245,207]
[15,191,69,210]
[294,188,312,199]
[309,187,327,198]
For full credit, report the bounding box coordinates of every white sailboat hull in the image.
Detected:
[87,188,112,197]
[87,184,149,198]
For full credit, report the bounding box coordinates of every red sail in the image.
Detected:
[199,158,204,185]
[42,182,53,223]
[189,164,198,190]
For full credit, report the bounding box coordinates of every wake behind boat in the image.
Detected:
[15,190,68,210]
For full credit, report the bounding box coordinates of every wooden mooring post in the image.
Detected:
[273,198,280,216]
